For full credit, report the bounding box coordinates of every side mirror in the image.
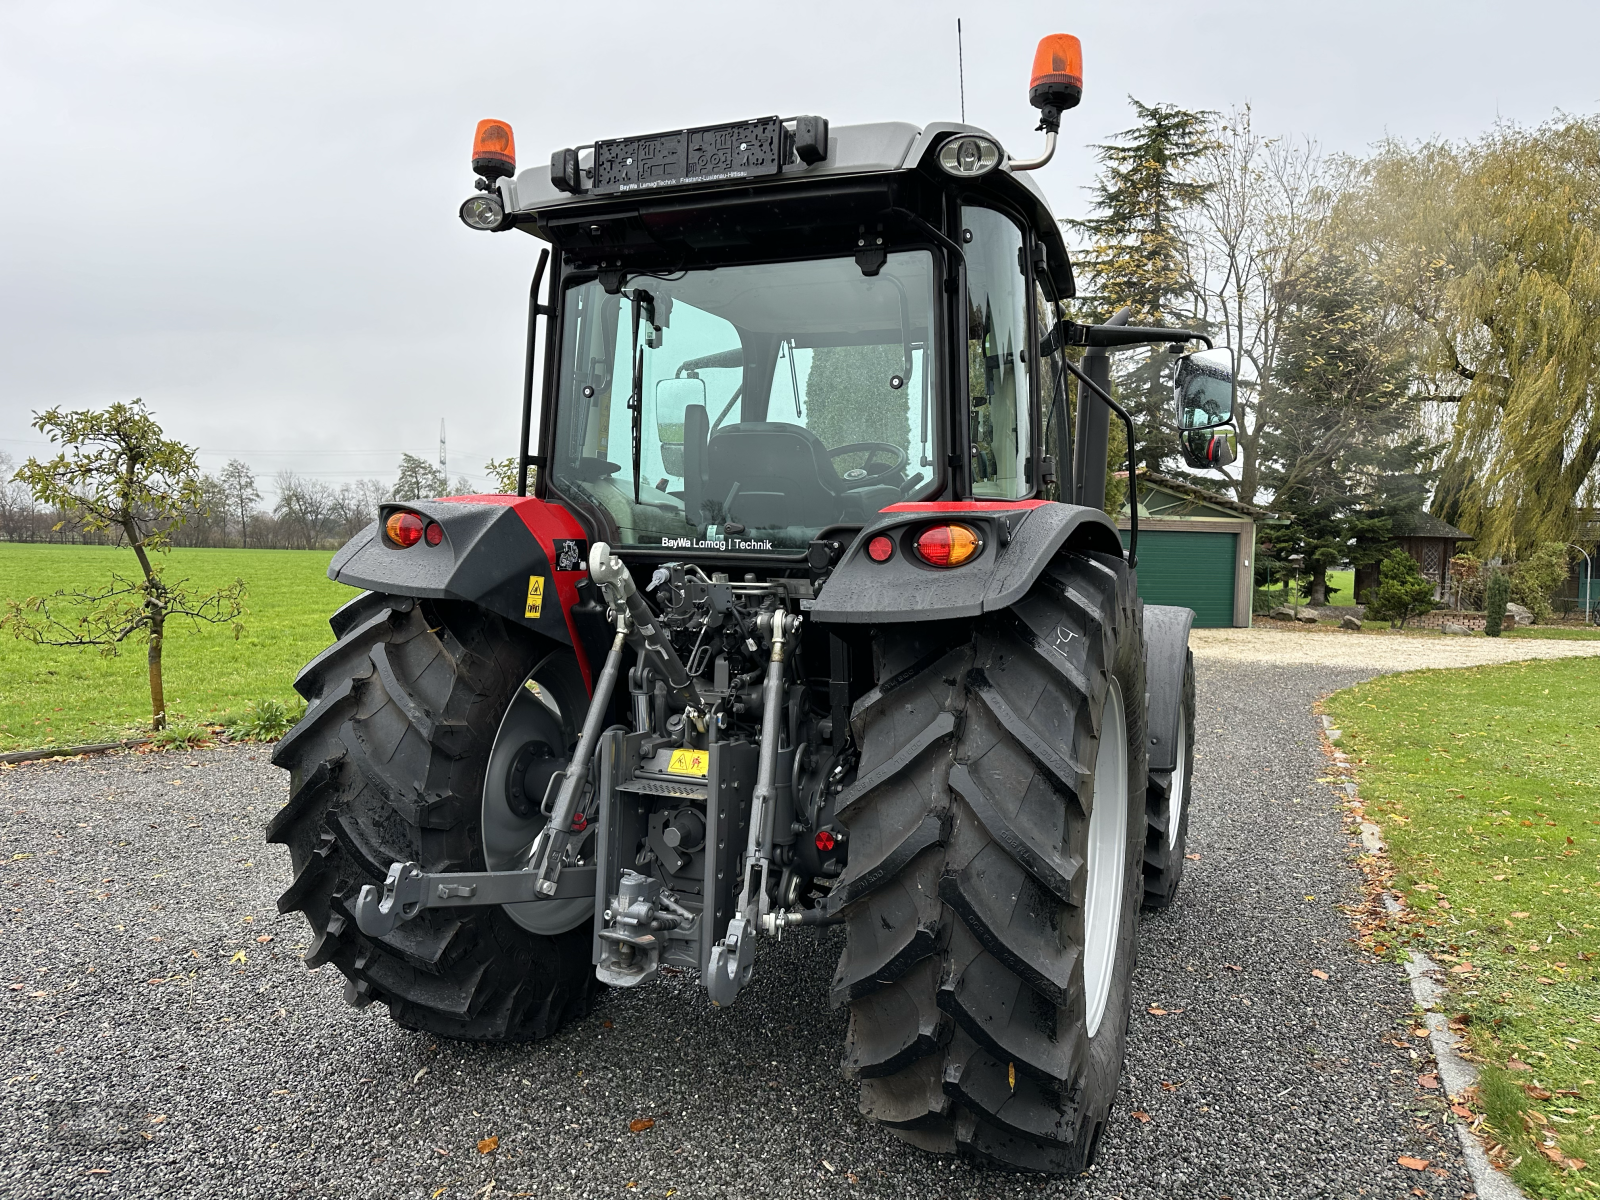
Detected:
[654,377,705,444]
[1181,427,1237,470]
[1173,347,1235,430]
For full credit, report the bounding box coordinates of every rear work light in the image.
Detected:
[385,511,425,548]
[914,524,982,568]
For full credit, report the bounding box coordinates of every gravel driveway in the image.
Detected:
[1,652,1478,1200]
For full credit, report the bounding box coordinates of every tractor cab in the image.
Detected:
[468,107,1081,565]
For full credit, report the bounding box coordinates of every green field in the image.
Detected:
[0,544,354,753]
[1327,660,1600,1196]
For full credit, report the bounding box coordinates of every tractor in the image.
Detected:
[267,32,1239,1174]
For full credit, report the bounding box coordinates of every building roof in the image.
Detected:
[1394,510,1470,540]
[1115,470,1271,520]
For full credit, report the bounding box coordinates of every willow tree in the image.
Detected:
[1345,119,1600,555]
[1067,98,1213,473]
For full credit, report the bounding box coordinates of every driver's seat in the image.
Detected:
[704,421,845,530]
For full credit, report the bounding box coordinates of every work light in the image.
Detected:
[937,136,1001,177]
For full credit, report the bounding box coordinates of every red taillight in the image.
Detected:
[385,511,424,548]
[815,830,836,852]
[424,521,443,547]
[867,535,894,563]
[914,524,982,568]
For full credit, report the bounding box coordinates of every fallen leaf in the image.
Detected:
[1450,1104,1474,1119]
[1160,1081,1178,1091]
[1511,912,1530,919]
[148,1114,166,1124]
[1417,1073,1439,1089]
[1541,1145,1568,1166]
[1148,1005,1168,1015]
[1525,1085,1554,1100]
[1411,1027,1429,1039]
[1311,969,1329,981]
[1450,963,1474,974]
[602,1020,614,1029]
[1398,1156,1429,1170]
[1223,963,1242,972]
[87,1169,110,1176]
[1437,899,1451,910]
[477,1136,499,1154]
[1184,853,1200,861]
[1556,1089,1584,1098]
[1131,1110,1151,1123]
[1571,1157,1588,1170]
[847,1174,859,1184]
[229,950,248,964]
[256,934,273,944]
[1507,1057,1533,1071]
[629,1118,655,1133]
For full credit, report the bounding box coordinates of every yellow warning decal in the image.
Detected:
[525,575,545,619]
[667,748,709,777]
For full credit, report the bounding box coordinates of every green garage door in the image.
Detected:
[1121,529,1237,627]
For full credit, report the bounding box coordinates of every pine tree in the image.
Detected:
[1067,99,1214,473]
[1262,246,1430,604]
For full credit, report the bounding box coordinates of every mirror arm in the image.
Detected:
[1059,354,1139,570]
[1069,323,1213,351]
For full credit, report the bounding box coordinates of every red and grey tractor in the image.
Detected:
[268,32,1239,1173]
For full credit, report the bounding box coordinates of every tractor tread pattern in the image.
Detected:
[836,551,1146,1175]
[267,594,597,1042]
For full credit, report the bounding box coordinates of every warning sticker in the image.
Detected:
[666,748,709,777]
[525,575,545,619]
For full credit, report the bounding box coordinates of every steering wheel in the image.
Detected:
[829,442,906,486]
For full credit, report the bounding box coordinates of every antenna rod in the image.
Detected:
[957,19,966,124]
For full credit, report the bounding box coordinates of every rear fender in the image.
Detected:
[807,500,1125,624]
[1141,604,1195,773]
[327,495,599,686]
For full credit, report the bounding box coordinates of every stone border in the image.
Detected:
[1321,713,1524,1200]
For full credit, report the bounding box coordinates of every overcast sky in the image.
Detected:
[3,1,1598,502]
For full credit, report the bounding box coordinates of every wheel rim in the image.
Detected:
[1083,677,1128,1039]
[482,651,594,936]
[1168,707,1188,850]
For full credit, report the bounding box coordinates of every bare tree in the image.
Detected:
[273,471,337,550]
[0,451,41,542]
[1186,107,1335,504]
[220,459,261,549]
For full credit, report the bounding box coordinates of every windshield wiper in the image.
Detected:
[625,287,658,505]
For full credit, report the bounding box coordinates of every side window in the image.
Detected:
[961,206,1031,499]
[1035,283,1068,501]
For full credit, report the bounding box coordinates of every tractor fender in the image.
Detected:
[326,495,602,686]
[808,500,1125,624]
[1141,604,1195,773]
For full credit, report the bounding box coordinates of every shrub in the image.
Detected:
[1485,571,1511,637]
[1365,548,1438,628]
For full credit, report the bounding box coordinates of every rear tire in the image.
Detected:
[267,592,598,1041]
[1141,649,1195,910]
[831,550,1147,1173]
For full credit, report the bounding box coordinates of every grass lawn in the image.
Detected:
[0,544,355,753]
[1508,627,1600,641]
[1327,659,1600,1196]
[1325,567,1357,605]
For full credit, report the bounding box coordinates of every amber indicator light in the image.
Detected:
[385,511,425,548]
[472,119,516,178]
[866,535,895,563]
[914,524,982,568]
[1030,34,1083,94]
